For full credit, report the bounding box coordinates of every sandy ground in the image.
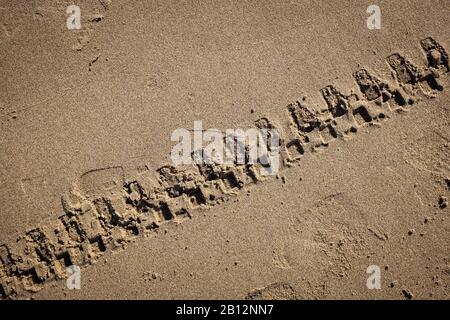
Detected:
[0,0,449,300]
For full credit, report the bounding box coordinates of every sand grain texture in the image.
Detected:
[0,0,449,300]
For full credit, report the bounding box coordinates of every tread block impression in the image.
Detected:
[285,139,305,161]
[387,53,420,84]
[287,100,320,133]
[353,105,373,125]
[0,245,12,277]
[353,69,406,107]
[77,205,107,243]
[354,69,383,101]
[319,124,338,145]
[25,228,56,265]
[254,117,283,152]
[320,85,350,118]
[163,197,191,221]
[420,37,449,73]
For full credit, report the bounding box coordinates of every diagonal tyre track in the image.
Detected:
[0,36,448,299]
